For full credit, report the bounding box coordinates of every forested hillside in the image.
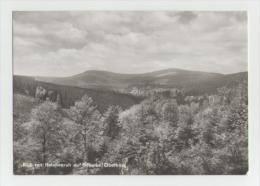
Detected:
[13,75,248,175]
[13,75,142,112]
[36,69,247,95]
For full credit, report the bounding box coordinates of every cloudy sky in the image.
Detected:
[13,11,247,77]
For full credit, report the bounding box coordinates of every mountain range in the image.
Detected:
[35,68,247,94]
[13,68,247,111]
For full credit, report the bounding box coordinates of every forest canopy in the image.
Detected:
[13,80,248,175]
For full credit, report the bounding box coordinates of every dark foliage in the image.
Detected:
[13,75,143,113]
[13,74,248,175]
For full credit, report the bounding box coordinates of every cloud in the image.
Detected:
[176,12,198,24]
[13,11,247,77]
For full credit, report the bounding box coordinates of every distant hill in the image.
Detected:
[183,71,248,95]
[13,69,247,112]
[13,76,143,113]
[35,68,247,94]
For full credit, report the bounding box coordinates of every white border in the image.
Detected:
[1,1,260,186]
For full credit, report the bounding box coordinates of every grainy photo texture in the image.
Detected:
[13,11,248,175]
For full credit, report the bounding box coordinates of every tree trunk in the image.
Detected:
[42,134,47,174]
[83,127,87,162]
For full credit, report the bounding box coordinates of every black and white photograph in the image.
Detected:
[13,11,248,175]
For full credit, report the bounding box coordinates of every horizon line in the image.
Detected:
[13,67,248,78]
